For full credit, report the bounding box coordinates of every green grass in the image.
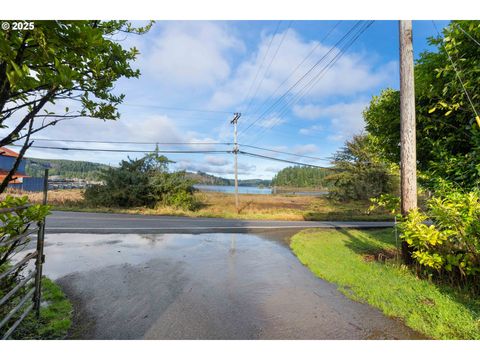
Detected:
[290,228,480,339]
[11,277,72,339]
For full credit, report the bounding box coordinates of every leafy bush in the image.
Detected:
[328,134,399,201]
[0,195,50,269]
[84,151,198,210]
[399,189,480,289]
[0,196,50,329]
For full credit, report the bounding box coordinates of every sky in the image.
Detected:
[9,20,450,180]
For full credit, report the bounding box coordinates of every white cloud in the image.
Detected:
[292,144,319,155]
[293,104,325,120]
[264,166,283,173]
[205,155,230,166]
[209,27,396,110]
[294,101,369,142]
[175,158,255,176]
[142,22,243,90]
[299,124,323,135]
[258,116,285,128]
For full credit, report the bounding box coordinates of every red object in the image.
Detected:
[0,147,28,184]
[0,146,20,158]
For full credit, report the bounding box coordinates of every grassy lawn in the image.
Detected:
[290,228,480,339]
[2,189,392,221]
[10,277,72,339]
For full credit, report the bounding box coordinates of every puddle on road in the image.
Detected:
[31,232,422,339]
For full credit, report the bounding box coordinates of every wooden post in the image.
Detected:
[399,20,417,264]
[231,113,241,213]
[34,168,48,317]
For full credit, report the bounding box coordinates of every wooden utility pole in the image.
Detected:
[399,20,417,264]
[231,112,241,213]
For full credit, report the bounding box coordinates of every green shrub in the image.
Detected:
[0,196,50,331]
[84,151,197,210]
[399,189,480,289]
[328,134,399,201]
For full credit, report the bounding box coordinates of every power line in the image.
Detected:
[239,20,341,133]
[239,151,332,169]
[455,22,480,48]
[239,143,329,161]
[241,21,282,114]
[11,144,331,168]
[27,138,230,146]
[238,20,363,138]
[274,21,373,119]
[21,138,329,161]
[9,144,232,154]
[432,21,479,119]
[246,21,374,145]
[243,21,293,117]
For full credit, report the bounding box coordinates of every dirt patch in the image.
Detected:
[362,248,398,263]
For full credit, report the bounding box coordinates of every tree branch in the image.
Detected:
[0,117,34,193]
[0,87,57,147]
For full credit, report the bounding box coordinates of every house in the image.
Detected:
[0,147,28,185]
[0,147,44,192]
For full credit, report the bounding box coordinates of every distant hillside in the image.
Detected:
[24,158,271,186]
[25,158,110,180]
[185,171,230,185]
[186,171,271,187]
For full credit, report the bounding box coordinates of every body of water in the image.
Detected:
[194,184,272,195]
[194,184,328,196]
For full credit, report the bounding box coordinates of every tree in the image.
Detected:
[364,20,480,190]
[84,151,198,210]
[271,166,331,188]
[328,134,398,201]
[0,20,152,192]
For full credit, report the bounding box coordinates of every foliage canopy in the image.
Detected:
[271,166,331,188]
[328,134,398,201]
[364,20,480,189]
[0,20,151,192]
[84,151,198,210]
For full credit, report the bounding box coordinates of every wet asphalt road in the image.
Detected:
[46,211,394,234]
[35,231,422,340]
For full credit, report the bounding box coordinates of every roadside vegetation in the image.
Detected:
[327,134,399,201]
[0,21,151,339]
[84,150,198,211]
[0,196,71,339]
[291,228,480,339]
[3,188,394,221]
[271,166,331,189]
[360,20,480,293]
[289,21,480,339]
[10,278,73,339]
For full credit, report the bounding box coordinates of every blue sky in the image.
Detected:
[21,20,450,179]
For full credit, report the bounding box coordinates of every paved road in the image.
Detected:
[46,211,393,234]
[38,232,421,339]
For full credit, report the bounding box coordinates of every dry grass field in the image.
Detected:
[1,189,84,206]
[1,188,392,221]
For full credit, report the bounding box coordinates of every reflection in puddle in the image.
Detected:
[17,232,422,340]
